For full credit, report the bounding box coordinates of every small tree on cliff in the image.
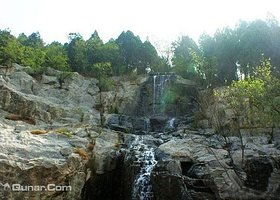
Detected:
[215,59,280,156]
[90,62,113,127]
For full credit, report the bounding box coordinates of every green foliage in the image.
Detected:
[116,31,162,74]
[91,62,114,91]
[25,66,47,78]
[207,18,279,85]
[44,42,69,71]
[0,30,24,66]
[57,71,73,89]
[99,77,114,92]
[171,36,199,79]
[215,59,280,129]
[21,32,44,49]
[86,30,103,65]
[21,46,46,69]
[189,49,218,87]
[66,33,88,73]
[151,57,171,73]
[163,84,192,115]
[1,29,166,77]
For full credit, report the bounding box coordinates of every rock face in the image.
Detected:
[0,117,123,200]
[0,64,143,200]
[132,74,197,117]
[152,132,280,200]
[1,64,280,200]
[82,130,123,200]
[0,123,87,200]
[0,66,100,124]
[0,64,145,125]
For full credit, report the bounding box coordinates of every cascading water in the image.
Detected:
[152,74,171,115]
[153,75,156,114]
[130,135,157,200]
[130,74,172,200]
[167,117,175,129]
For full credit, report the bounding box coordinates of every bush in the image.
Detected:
[57,71,73,89]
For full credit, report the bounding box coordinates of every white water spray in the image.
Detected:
[131,136,157,200]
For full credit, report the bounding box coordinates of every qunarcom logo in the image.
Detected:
[0,182,71,192]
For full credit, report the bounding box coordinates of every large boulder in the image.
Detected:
[0,124,88,200]
[82,130,124,200]
[150,116,168,132]
[0,66,100,124]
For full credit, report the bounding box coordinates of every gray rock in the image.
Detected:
[75,129,88,138]
[92,130,120,174]
[41,75,58,85]
[60,147,73,157]
[69,136,89,149]
[0,124,86,200]
[197,119,209,129]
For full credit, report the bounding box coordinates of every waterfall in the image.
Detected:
[167,117,175,129]
[131,135,157,200]
[153,75,156,114]
[152,74,171,115]
[131,73,172,200]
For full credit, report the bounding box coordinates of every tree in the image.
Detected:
[215,59,280,146]
[98,39,125,76]
[21,46,46,69]
[213,28,239,84]
[189,49,218,87]
[44,42,69,71]
[116,30,141,73]
[66,33,88,73]
[117,30,160,74]
[86,30,103,66]
[171,36,200,79]
[17,33,28,46]
[0,30,24,67]
[235,19,280,77]
[23,32,44,49]
[57,71,73,89]
[139,40,160,74]
[90,62,113,127]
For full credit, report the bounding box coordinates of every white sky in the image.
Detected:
[1,0,280,51]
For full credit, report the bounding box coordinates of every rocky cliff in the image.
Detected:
[0,64,279,200]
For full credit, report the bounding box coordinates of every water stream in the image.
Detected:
[152,74,171,115]
[131,74,172,200]
[131,136,157,200]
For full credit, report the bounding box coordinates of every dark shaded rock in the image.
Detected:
[181,161,194,176]
[150,116,168,132]
[109,125,130,133]
[82,153,125,200]
[132,117,150,132]
[151,171,191,200]
[154,148,171,161]
[244,157,273,191]
[105,114,133,133]
[187,164,207,179]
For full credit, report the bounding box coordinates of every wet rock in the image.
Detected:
[152,172,191,200]
[132,117,150,132]
[105,114,133,133]
[92,130,120,174]
[197,119,209,129]
[244,157,273,191]
[150,116,168,132]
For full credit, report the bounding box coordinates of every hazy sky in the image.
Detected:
[1,0,280,50]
